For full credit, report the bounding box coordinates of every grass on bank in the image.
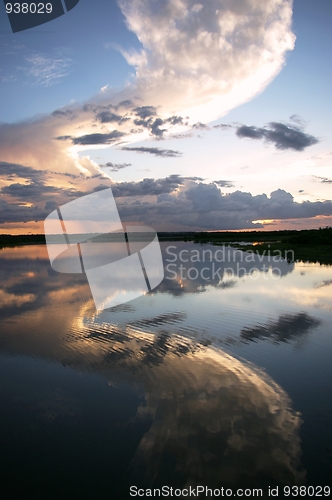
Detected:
[209,227,332,265]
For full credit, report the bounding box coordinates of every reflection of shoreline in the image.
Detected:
[0,245,325,347]
[1,228,331,265]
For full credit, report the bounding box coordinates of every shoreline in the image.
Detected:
[1,228,331,264]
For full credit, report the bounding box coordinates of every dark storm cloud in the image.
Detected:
[192,122,210,130]
[0,160,86,185]
[133,115,166,137]
[72,131,125,145]
[82,103,114,113]
[150,118,166,137]
[236,122,319,151]
[257,188,332,219]
[2,161,332,231]
[0,197,48,224]
[186,183,226,212]
[0,171,98,224]
[104,162,131,172]
[214,180,235,188]
[95,111,124,124]
[52,109,75,119]
[112,182,332,230]
[115,182,332,231]
[121,146,182,157]
[133,106,157,119]
[116,100,134,109]
[109,175,185,197]
[55,135,72,141]
[185,184,332,221]
[82,103,96,113]
[1,180,84,203]
[240,312,321,344]
[1,182,58,198]
[45,201,58,211]
[0,161,88,216]
[0,161,44,182]
[237,125,265,139]
[129,106,184,137]
[167,116,184,126]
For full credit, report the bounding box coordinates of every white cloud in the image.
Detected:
[119,0,295,121]
[0,0,296,186]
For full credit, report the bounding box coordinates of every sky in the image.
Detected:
[0,0,332,234]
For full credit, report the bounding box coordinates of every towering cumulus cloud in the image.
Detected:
[119,0,295,121]
[0,1,300,233]
[0,0,295,177]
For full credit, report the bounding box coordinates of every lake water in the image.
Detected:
[0,243,331,498]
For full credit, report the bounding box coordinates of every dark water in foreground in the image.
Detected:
[0,243,331,499]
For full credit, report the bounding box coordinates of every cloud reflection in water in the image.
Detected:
[0,244,321,489]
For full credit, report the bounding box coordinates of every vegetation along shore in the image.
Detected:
[1,227,331,265]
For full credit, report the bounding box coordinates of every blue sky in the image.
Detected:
[1,0,332,233]
[0,1,137,121]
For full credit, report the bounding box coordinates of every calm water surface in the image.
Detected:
[0,243,331,498]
